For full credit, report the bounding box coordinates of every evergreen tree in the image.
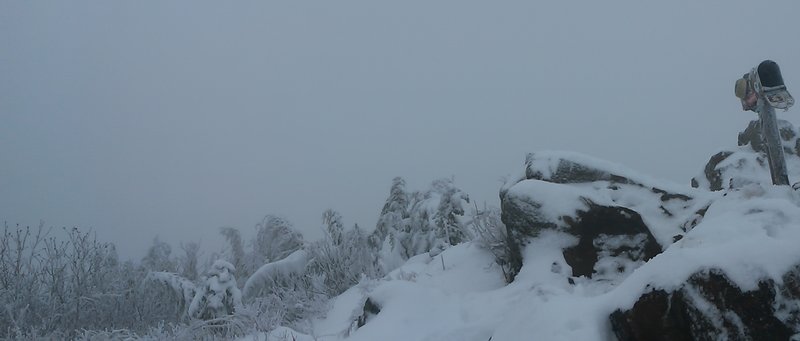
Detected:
[434,182,471,246]
[141,236,176,272]
[188,260,242,320]
[371,177,409,249]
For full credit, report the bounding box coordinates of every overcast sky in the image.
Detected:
[3,0,800,260]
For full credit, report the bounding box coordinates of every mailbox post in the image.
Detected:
[758,97,790,185]
[734,60,795,186]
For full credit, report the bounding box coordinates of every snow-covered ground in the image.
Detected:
[243,161,800,341]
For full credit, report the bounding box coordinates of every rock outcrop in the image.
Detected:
[500,152,704,281]
[501,145,800,339]
[610,267,800,340]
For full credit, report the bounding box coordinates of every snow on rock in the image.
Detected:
[693,119,800,191]
[501,151,712,283]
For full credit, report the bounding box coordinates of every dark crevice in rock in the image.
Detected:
[561,205,661,278]
[652,187,693,202]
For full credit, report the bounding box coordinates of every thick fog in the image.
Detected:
[3,0,800,259]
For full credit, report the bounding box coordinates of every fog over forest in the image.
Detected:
[3,0,800,339]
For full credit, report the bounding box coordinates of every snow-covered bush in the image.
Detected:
[242,249,328,330]
[189,260,242,320]
[468,204,512,280]
[241,211,382,331]
[0,224,139,338]
[243,250,309,298]
[143,271,197,321]
[307,211,381,297]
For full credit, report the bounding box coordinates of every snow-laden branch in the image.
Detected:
[143,271,196,307]
[243,250,308,299]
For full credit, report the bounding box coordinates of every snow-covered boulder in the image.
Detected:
[606,184,800,340]
[610,267,800,340]
[501,152,708,282]
[692,119,800,191]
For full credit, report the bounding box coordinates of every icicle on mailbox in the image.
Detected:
[734,60,795,186]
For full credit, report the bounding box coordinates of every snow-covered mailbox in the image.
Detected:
[734,60,795,186]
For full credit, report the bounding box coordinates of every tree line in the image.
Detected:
[0,177,508,339]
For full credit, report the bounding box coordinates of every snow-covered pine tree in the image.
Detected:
[346,223,380,279]
[433,180,471,246]
[371,177,409,249]
[188,260,242,320]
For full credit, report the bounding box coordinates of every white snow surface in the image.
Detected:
[249,153,800,341]
[243,250,309,298]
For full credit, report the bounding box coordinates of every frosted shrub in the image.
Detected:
[469,204,512,279]
[143,271,197,321]
[307,211,380,297]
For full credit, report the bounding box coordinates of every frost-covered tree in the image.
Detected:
[468,204,511,279]
[405,205,436,257]
[433,179,471,246]
[219,227,246,279]
[306,210,380,296]
[371,177,409,249]
[0,224,138,337]
[63,227,120,331]
[0,223,48,336]
[252,215,303,265]
[322,209,344,246]
[141,236,176,272]
[179,241,201,281]
[345,223,381,279]
[143,271,197,321]
[371,177,472,273]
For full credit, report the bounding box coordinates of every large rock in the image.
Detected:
[501,152,700,281]
[610,267,800,340]
[561,204,661,279]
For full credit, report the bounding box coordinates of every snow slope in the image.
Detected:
[246,156,800,341]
